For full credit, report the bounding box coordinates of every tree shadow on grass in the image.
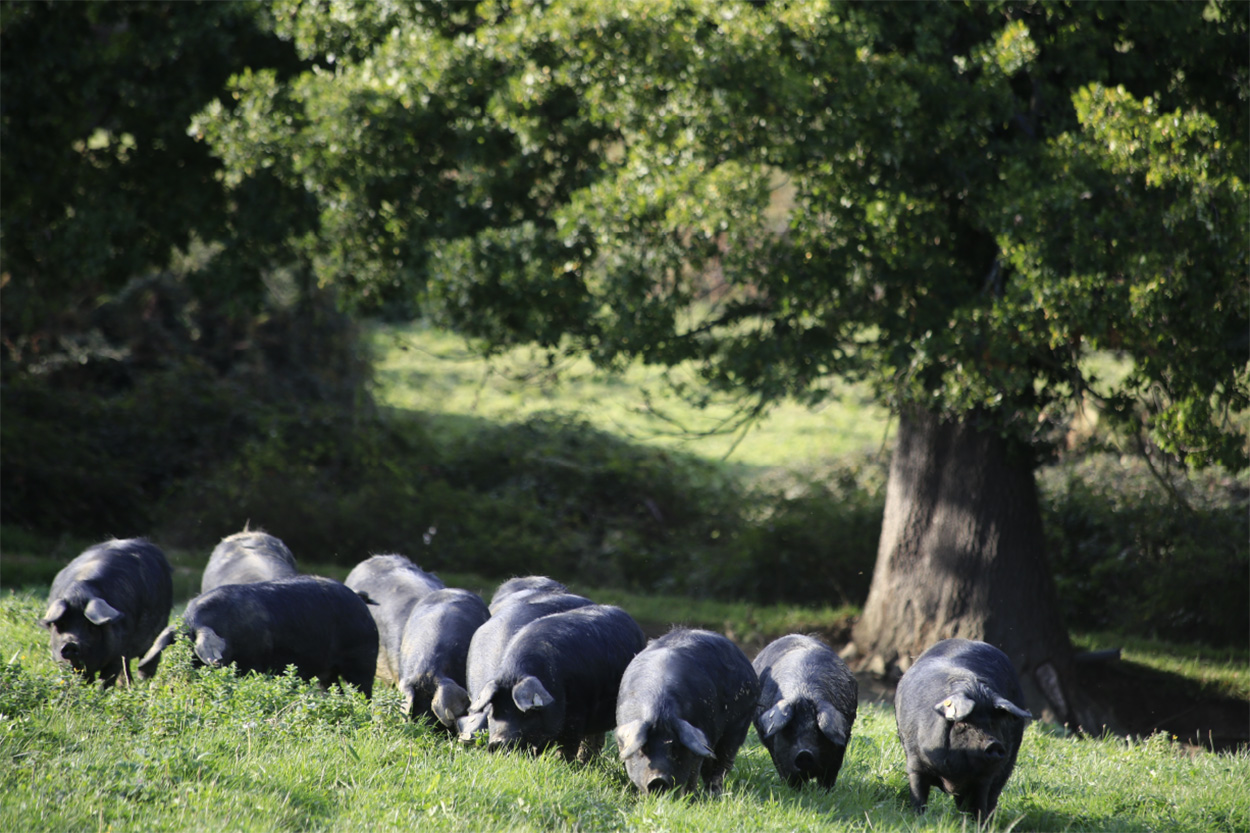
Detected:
[1076,656,1249,753]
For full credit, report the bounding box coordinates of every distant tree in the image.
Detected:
[198,0,1248,729]
[0,0,303,376]
[0,3,339,538]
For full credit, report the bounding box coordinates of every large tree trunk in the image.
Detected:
[847,408,1109,732]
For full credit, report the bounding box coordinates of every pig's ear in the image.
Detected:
[935,692,976,722]
[615,720,648,759]
[83,597,123,626]
[512,675,554,712]
[756,698,794,740]
[193,626,227,666]
[39,599,69,628]
[136,625,177,676]
[816,702,850,746]
[675,719,715,758]
[993,695,1032,721]
[468,681,498,714]
[432,679,471,727]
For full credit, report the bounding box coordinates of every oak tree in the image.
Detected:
[199,0,1248,728]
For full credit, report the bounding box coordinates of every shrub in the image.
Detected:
[155,406,462,564]
[733,459,885,607]
[1039,454,1249,648]
[152,410,884,605]
[1,275,371,543]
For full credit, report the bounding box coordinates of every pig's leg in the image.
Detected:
[702,750,735,797]
[705,718,751,795]
[340,658,376,699]
[972,779,997,822]
[907,767,933,812]
[705,765,730,796]
[575,732,605,763]
[556,731,582,762]
[98,657,125,689]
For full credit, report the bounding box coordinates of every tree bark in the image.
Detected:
[847,408,1110,732]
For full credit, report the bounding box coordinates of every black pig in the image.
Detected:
[467,604,646,761]
[41,538,173,686]
[753,634,857,789]
[894,638,1032,819]
[200,529,297,593]
[344,554,444,685]
[147,576,379,697]
[616,628,760,796]
[397,588,490,730]
[488,575,568,613]
[458,589,594,741]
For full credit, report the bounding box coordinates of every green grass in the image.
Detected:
[367,321,893,473]
[2,591,1247,833]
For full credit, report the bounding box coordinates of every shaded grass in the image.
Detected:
[144,402,884,607]
[1074,632,1250,702]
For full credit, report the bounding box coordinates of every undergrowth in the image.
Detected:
[1040,455,1249,647]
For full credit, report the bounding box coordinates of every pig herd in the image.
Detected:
[39,533,1033,819]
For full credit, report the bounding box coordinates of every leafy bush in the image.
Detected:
[153,409,883,603]
[155,405,459,563]
[1039,454,1249,648]
[1,274,372,544]
[1,378,160,535]
[732,460,885,607]
[431,414,740,586]
[157,411,736,583]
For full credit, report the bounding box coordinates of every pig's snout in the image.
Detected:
[487,733,526,754]
[646,773,675,794]
[794,749,816,772]
[983,740,1007,759]
[59,642,80,659]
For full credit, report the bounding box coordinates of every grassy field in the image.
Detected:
[3,320,1245,830]
[2,591,1248,833]
[367,321,894,473]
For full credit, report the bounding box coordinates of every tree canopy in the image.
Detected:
[0,1,310,357]
[195,0,1247,471]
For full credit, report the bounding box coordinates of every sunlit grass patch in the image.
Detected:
[367,320,892,471]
